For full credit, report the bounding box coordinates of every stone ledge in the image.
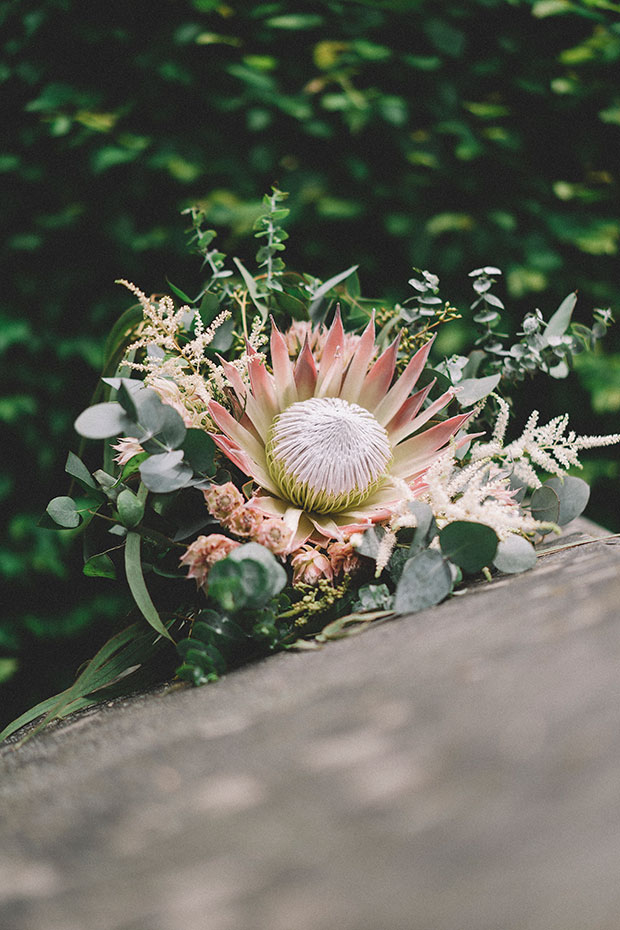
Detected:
[1,518,620,930]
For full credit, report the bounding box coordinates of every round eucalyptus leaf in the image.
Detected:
[530,484,560,525]
[74,402,133,440]
[46,496,81,528]
[439,521,498,574]
[139,451,193,493]
[543,475,590,526]
[116,488,145,529]
[227,543,287,599]
[394,549,453,614]
[493,535,537,574]
[455,373,501,407]
[182,429,216,475]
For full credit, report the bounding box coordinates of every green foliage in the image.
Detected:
[3,0,620,725]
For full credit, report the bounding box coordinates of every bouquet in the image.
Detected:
[4,188,618,742]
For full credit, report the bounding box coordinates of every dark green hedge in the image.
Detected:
[2,0,619,720]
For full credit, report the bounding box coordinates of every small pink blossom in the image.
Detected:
[255,517,293,555]
[180,534,240,590]
[112,437,144,466]
[327,540,361,577]
[290,545,334,586]
[203,481,245,523]
[225,504,262,538]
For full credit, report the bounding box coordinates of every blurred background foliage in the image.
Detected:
[2,0,619,721]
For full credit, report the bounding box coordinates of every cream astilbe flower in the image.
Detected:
[208,311,471,551]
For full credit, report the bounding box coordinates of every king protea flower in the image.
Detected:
[208,311,470,551]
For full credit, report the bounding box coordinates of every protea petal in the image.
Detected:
[211,434,280,496]
[315,307,345,391]
[208,400,268,470]
[293,337,318,400]
[388,389,456,445]
[384,382,434,443]
[391,412,472,478]
[373,337,434,426]
[359,333,401,413]
[270,319,298,410]
[339,314,376,404]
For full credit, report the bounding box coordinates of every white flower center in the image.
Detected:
[266,396,392,514]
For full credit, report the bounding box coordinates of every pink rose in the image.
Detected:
[180,534,240,590]
[290,545,334,586]
[224,504,262,538]
[255,517,293,555]
[327,540,361,577]
[203,481,245,523]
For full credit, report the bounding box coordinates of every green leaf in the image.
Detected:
[493,535,537,574]
[309,265,359,319]
[0,618,174,743]
[353,525,385,560]
[530,484,560,524]
[455,374,501,407]
[182,429,217,474]
[124,529,173,640]
[406,501,437,554]
[541,291,578,346]
[46,496,81,528]
[139,451,193,492]
[394,549,453,614]
[65,451,97,490]
[83,552,117,579]
[439,521,499,574]
[542,475,590,525]
[117,488,145,528]
[233,257,269,320]
[166,279,195,304]
[133,389,186,450]
[227,542,287,599]
[74,402,134,439]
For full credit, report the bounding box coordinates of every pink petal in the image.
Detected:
[217,354,247,404]
[208,400,268,470]
[373,338,434,426]
[270,318,298,410]
[339,314,376,404]
[359,332,401,413]
[211,435,279,495]
[293,337,318,400]
[388,388,456,445]
[247,355,278,437]
[316,306,345,383]
[391,412,473,478]
[384,383,434,443]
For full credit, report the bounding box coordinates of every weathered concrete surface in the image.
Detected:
[1,520,620,930]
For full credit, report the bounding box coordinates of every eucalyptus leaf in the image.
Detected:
[65,451,96,490]
[182,429,217,474]
[541,291,577,346]
[139,451,193,493]
[233,257,269,319]
[124,530,173,640]
[46,496,81,528]
[309,264,359,318]
[530,484,560,525]
[83,552,117,579]
[117,488,145,528]
[439,521,498,574]
[394,549,453,614]
[74,402,134,440]
[353,525,385,560]
[543,475,590,525]
[455,373,501,407]
[493,535,537,574]
[227,542,287,600]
